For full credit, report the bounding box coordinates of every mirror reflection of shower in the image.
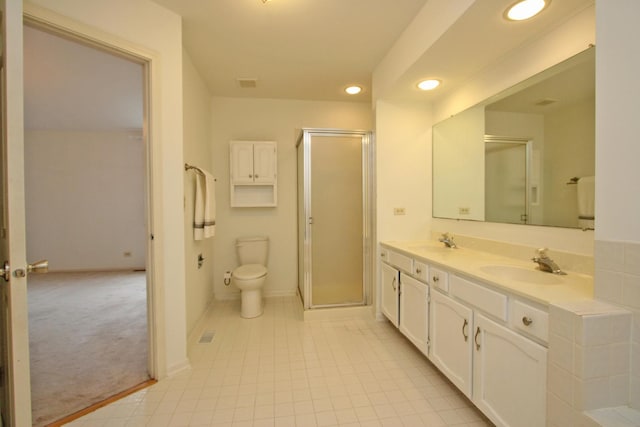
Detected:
[296,129,373,310]
[484,135,533,225]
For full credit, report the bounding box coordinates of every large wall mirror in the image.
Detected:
[433,47,595,229]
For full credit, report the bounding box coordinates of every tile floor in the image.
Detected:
[67,297,492,426]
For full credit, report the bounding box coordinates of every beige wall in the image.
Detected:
[595,0,640,410]
[543,97,595,228]
[375,100,432,244]
[182,51,214,337]
[25,130,146,271]
[211,97,372,300]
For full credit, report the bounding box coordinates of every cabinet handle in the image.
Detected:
[249,174,253,178]
[432,275,439,283]
[522,316,533,326]
[255,174,259,178]
[416,267,422,274]
[392,276,397,291]
[474,327,481,350]
[462,318,469,342]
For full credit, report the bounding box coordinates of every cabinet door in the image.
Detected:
[231,141,256,184]
[381,263,399,327]
[430,290,473,397]
[253,142,276,183]
[399,273,428,355]
[473,313,547,427]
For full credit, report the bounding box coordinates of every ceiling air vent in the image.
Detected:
[237,78,258,89]
[534,98,558,106]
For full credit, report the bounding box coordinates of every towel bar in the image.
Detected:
[185,163,217,181]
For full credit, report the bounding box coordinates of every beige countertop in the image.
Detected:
[381,240,594,307]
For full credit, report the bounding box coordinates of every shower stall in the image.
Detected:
[296,129,374,310]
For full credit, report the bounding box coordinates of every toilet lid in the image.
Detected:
[234,264,267,280]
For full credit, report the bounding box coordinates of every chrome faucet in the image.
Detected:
[532,248,566,275]
[438,232,458,249]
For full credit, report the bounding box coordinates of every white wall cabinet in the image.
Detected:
[230,140,277,207]
[430,289,473,397]
[380,262,399,327]
[399,272,429,356]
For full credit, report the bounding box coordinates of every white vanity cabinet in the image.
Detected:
[380,242,556,427]
[380,262,400,327]
[430,289,473,396]
[437,273,548,427]
[380,249,429,353]
[473,313,547,427]
[399,273,429,356]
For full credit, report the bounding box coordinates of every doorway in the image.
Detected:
[23,22,152,425]
[297,129,374,309]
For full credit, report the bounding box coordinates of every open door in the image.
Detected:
[0,0,33,425]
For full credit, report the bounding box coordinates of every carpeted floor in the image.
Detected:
[28,271,150,426]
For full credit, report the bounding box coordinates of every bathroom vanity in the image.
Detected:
[379,239,593,427]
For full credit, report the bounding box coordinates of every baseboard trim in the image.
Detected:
[166,358,191,377]
[44,379,157,427]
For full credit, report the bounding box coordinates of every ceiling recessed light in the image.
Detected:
[345,85,362,95]
[505,0,549,21]
[417,79,441,91]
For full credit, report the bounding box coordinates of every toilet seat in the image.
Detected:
[234,264,267,280]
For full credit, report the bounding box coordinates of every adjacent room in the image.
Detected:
[23,24,151,426]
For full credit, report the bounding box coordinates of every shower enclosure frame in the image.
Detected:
[296,128,375,310]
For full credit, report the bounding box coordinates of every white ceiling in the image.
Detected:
[23,0,596,130]
[151,0,429,102]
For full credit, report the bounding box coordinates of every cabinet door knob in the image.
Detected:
[522,316,533,326]
[255,174,259,178]
[249,174,253,178]
[416,267,422,274]
[432,275,439,283]
[392,276,397,291]
[475,327,481,350]
[462,318,469,342]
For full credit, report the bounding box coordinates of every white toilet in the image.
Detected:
[232,236,269,318]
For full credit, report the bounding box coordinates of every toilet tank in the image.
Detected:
[236,236,269,266]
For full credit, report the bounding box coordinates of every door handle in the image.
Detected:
[12,259,49,278]
[0,261,10,282]
[28,260,49,274]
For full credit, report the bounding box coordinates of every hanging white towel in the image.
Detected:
[194,170,216,240]
[577,176,595,229]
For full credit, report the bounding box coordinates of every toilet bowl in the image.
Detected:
[232,237,268,318]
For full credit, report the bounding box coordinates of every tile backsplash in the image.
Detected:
[595,239,640,411]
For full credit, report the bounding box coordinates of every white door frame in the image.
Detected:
[22,11,162,380]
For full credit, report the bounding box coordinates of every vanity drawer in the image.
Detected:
[450,275,507,321]
[413,261,429,282]
[510,300,549,343]
[429,266,449,291]
[387,250,413,273]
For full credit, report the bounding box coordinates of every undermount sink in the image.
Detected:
[478,264,564,285]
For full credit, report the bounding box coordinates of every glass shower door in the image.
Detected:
[308,133,364,307]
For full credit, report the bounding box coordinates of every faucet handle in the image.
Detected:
[535,247,549,258]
